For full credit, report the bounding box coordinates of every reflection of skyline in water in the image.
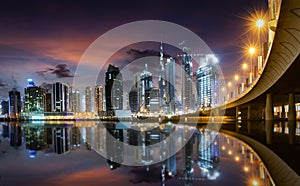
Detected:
[0,121,274,186]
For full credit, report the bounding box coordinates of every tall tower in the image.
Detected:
[181,48,193,113]
[105,64,123,111]
[94,85,104,115]
[52,82,69,112]
[159,42,167,110]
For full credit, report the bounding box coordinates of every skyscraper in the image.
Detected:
[52,82,69,112]
[24,79,45,113]
[196,54,219,108]
[166,57,176,113]
[69,88,81,112]
[159,42,167,109]
[129,88,139,113]
[149,88,160,113]
[140,64,153,112]
[9,88,21,118]
[105,64,123,111]
[1,100,9,115]
[85,86,92,112]
[181,48,193,113]
[94,85,104,115]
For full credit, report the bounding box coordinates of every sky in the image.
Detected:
[0,0,268,100]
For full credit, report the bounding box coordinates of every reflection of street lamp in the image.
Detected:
[249,47,255,84]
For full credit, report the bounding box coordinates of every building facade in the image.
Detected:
[85,86,92,112]
[52,82,69,112]
[181,49,193,113]
[105,64,123,111]
[24,79,45,113]
[69,89,81,112]
[196,55,219,108]
[9,88,21,118]
[94,85,104,115]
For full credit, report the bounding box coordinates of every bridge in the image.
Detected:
[216,0,300,127]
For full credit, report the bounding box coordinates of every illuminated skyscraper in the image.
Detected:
[9,88,21,118]
[94,85,104,115]
[24,79,45,113]
[181,48,193,113]
[69,88,81,112]
[149,88,160,113]
[52,82,69,112]
[166,57,176,113]
[159,42,167,109]
[85,86,92,112]
[105,64,123,111]
[140,64,153,111]
[196,54,219,108]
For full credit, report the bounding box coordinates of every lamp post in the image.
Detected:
[256,18,265,72]
[249,47,255,84]
[227,81,232,100]
[242,63,248,90]
[234,75,239,97]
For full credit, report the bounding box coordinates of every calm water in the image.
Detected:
[0,121,274,186]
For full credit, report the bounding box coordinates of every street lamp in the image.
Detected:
[227,81,232,100]
[234,75,239,97]
[249,47,255,84]
[242,63,248,90]
[256,18,265,72]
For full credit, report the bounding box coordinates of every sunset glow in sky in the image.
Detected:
[0,0,267,99]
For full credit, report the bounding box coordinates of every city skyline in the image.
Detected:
[0,0,268,100]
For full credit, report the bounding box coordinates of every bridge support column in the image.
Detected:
[247,105,252,120]
[288,93,296,144]
[265,94,273,121]
[265,93,273,144]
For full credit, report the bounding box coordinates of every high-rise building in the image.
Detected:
[94,85,104,114]
[181,48,193,113]
[1,100,9,115]
[52,82,69,112]
[69,88,81,112]
[159,42,167,109]
[129,88,139,113]
[85,86,92,112]
[166,57,176,113]
[140,64,153,112]
[9,88,21,118]
[149,88,160,113]
[24,79,45,113]
[45,93,52,112]
[196,54,219,108]
[105,64,123,111]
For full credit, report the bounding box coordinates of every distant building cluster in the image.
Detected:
[0,44,221,119]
